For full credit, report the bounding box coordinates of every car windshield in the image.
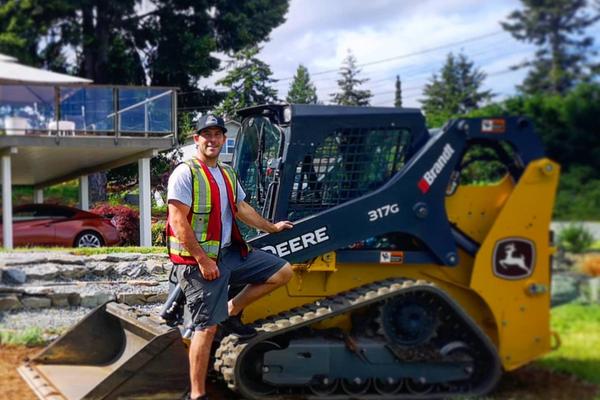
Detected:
[233,116,283,212]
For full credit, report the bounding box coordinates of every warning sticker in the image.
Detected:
[380,251,404,264]
[481,119,506,134]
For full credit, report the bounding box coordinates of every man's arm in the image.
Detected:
[168,200,220,280]
[236,200,293,233]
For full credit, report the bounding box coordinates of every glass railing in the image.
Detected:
[0,84,176,138]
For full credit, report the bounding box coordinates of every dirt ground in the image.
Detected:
[1,345,598,400]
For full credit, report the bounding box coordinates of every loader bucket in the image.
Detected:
[19,302,190,400]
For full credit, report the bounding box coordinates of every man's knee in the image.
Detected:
[194,325,218,338]
[270,263,293,285]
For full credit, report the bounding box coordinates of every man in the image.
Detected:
[167,114,293,400]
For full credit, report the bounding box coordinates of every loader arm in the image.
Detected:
[249,117,545,265]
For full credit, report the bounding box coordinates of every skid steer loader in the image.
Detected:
[20,104,559,399]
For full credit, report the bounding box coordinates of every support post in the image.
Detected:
[79,175,89,210]
[2,155,12,249]
[138,157,151,247]
[33,189,44,204]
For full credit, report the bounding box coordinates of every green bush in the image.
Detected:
[0,327,46,347]
[558,223,594,253]
[152,220,166,246]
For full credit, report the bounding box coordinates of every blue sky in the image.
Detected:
[201,0,600,108]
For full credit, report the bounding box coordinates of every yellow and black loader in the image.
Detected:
[20,104,559,399]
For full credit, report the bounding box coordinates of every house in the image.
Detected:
[0,53,177,248]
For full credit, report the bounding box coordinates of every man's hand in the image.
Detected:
[237,201,295,233]
[272,220,294,233]
[196,256,220,281]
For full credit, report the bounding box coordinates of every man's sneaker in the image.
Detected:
[182,391,208,400]
[220,315,257,340]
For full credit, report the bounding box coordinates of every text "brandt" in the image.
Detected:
[262,227,330,257]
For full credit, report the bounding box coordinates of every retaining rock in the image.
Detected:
[80,292,116,308]
[2,268,26,284]
[0,294,23,311]
[21,296,52,309]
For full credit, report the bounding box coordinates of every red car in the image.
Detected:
[0,204,121,248]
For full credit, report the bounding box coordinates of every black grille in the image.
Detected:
[288,127,411,221]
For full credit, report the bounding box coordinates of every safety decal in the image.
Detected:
[493,238,536,279]
[481,119,506,134]
[380,251,404,264]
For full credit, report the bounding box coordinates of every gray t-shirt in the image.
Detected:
[167,163,246,248]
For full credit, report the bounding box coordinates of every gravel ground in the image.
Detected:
[0,303,165,336]
[0,307,90,333]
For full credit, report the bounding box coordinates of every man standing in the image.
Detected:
[167,114,293,400]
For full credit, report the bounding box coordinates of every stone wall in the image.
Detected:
[0,252,171,312]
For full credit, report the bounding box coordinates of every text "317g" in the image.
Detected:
[368,203,400,221]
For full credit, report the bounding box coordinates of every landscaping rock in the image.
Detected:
[146,293,167,303]
[80,292,115,308]
[24,264,60,280]
[105,254,140,262]
[118,293,148,305]
[2,268,26,284]
[45,257,85,265]
[0,294,23,311]
[68,293,81,306]
[21,296,52,309]
[49,293,71,307]
[146,259,166,275]
[58,264,89,279]
[92,262,114,276]
[115,262,147,278]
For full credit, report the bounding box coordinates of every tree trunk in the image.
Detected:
[89,172,108,204]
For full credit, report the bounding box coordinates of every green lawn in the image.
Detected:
[538,303,600,384]
[0,246,166,255]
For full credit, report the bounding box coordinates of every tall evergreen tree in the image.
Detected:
[214,46,278,119]
[501,0,600,95]
[0,0,288,90]
[330,51,372,106]
[0,0,288,201]
[394,75,403,108]
[421,52,493,127]
[286,64,318,104]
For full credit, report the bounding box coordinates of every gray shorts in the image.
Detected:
[174,247,287,330]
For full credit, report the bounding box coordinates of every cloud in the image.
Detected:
[261,0,533,106]
[200,0,599,108]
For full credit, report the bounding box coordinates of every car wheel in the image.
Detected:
[75,231,103,248]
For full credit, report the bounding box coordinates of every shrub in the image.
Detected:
[0,327,45,346]
[91,204,140,246]
[558,223,594,254]
[152,220,166,247]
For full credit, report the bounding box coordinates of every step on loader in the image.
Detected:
[20,104,560,399]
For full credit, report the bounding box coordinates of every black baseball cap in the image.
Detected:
[195,114,227,134]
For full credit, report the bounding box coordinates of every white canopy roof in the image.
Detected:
[0,53,92,85]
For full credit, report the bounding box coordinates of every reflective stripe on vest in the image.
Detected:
[167,159,247,264]
[168,236,220,259]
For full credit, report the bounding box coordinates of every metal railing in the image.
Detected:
[0,84,177,141]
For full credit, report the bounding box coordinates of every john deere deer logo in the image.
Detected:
[493,238,535,279]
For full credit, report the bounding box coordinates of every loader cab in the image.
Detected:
[234,104,429,238]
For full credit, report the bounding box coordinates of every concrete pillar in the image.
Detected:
[33,189,43,204]
[2,155,12,249]
[79,175,89,210]
[138,158,151,247]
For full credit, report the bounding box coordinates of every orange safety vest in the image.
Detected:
[167,158,249,264]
